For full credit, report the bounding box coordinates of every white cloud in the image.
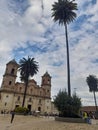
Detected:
[0,0,98,106]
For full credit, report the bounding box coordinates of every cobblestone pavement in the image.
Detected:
[0,114,98,130]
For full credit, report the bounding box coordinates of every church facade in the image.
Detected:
[0,60,52,114]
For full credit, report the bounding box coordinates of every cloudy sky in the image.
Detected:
[0,0,98,106]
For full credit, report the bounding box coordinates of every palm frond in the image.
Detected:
[19,57,39,83]
[86,75,98,92]
[51,0,78,25]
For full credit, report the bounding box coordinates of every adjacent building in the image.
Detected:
[0,59,52,114]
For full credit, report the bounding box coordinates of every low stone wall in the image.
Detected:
[55,117,85,123]
[90,119,98,125]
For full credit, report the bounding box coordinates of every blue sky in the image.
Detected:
[0,0,98,106]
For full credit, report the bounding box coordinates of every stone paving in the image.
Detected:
[0,114,98,130]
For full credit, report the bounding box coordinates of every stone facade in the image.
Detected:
[0,59,52,114]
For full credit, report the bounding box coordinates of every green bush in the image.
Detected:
[15,107,29,114]
[54,89,82,118]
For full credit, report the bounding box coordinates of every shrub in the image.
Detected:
[54,89,82,118]
[15,107,29,115]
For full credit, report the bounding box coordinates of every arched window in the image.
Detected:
[47,90,49,93]
[9,81,12,85]
[48,79,50,84]
[11,68,15,74]
[38,107,41,112]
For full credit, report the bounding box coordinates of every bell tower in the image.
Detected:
[1,59,19,89]
[41,71,51,98]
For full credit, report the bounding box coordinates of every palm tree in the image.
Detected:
[86,75,98,111]
[51,0,78,97]
[19,57,39,107]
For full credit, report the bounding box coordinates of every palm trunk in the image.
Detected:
[22,81,28,107]
[64,22,71,97]
[93,91,97,111]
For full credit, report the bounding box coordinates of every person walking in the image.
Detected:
[83,111,91,124]
[10,110,15,123]
[83,112,88,122]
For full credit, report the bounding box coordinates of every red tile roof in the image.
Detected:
[81,106,98,112]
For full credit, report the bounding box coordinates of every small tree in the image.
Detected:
[86,75,98,111]
[15,107,29,115]
[54,89,81,117]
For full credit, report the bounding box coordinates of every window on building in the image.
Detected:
[17,96,20,101]
[5,102,7,106]
[47,90,49,93]
[11,68,15,75]
[29,98,32,102]
[38,107,41,111]
[15,105,19,108]
[39,99,41,104]
[48,79,50,84]
[9,81,12,85]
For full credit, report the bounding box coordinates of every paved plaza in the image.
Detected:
[0,114,98,130]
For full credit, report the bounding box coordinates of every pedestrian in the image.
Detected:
[10,110,15,123]
[83,112,88,122]
[83,111,91,124]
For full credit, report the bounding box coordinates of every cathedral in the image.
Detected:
[0,59,52,114]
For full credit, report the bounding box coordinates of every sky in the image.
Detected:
[0,0,98,106]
